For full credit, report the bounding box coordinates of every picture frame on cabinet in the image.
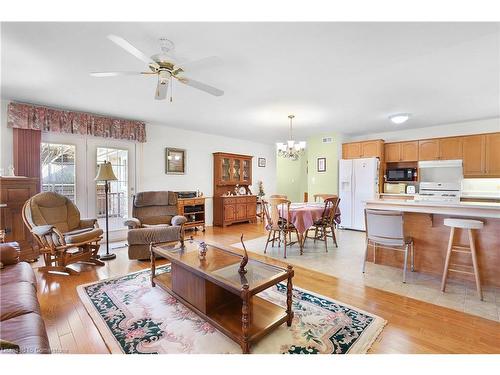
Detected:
[317,157,326,172]
[258,157,266,167]
[165,148,186,174]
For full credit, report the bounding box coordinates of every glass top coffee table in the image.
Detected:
[150,239,294,354]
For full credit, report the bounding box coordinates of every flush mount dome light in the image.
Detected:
[389,113,411,124]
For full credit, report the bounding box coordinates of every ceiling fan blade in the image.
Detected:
[107,34,158,68]
[155,80,168,100]
[176,76,224,97]
[90,71,154,77]
[174,56,222,72]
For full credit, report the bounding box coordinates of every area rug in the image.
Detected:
[77,266,386,354]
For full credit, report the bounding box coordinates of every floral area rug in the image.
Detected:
[77,266,386,354]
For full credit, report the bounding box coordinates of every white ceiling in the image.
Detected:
[1,22,499,144]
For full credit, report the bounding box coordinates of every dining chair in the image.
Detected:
[263,198,302,258]
[363,209,414,283]
[313,193,337,202]
[304,197,340,252]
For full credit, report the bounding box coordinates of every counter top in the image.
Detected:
[365,199,500,219]
[461,191,500,200]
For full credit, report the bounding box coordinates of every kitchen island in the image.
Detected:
[364,199,500,287]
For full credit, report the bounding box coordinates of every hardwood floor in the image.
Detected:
[32,222,500,354]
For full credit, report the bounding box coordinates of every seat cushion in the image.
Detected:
[128,226,181,246]
[0,282,39,321]
[64,227,103,244]
[0,313,50,354]
[0,262,36,287]
[142,223,170,228]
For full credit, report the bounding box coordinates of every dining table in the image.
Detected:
[278,202,341,250]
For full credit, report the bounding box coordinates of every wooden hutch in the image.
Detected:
[213,152,257,227]
[0,176,39,261]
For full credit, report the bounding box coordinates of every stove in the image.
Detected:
[415,182,461,203]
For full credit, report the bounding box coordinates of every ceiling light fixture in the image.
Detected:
[389,113,411,125]
[276,115,306,161]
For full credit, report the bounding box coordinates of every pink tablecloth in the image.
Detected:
[281,203,341,235]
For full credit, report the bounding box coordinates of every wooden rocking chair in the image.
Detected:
[22,192,104,275]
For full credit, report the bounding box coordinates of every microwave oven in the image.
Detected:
[386,168,415,182]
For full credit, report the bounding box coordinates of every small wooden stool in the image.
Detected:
[441,218,484,300]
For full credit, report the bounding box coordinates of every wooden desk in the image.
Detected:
[151,240,294,353]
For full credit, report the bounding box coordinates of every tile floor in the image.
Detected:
[233,229,500,322]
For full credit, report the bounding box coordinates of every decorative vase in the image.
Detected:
[198,241,208,260]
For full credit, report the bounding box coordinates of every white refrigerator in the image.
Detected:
[338,158,379,231]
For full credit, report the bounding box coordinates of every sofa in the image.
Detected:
[0,242,50,354]
[124,191,187,260]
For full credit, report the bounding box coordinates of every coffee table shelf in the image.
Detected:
[151,240,294,353]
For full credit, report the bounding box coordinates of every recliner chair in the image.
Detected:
[22,191,104,275]
[124,191,187,260]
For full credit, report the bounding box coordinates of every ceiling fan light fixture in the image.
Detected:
[389,113,411,125]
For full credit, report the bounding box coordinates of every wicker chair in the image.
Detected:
[22,192,104,275]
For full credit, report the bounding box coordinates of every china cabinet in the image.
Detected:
[213,152,256,227]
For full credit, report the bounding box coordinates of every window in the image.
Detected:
[96,147,128,228]
[41,143,76,202]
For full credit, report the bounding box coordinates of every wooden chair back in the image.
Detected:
[314,193,337,202]
[270,194,287,199]
[268,198,291,230]
[323,197,340,225]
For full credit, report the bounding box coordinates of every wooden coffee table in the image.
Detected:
[150,240,294,353]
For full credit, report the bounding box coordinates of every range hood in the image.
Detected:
[418,160,462,168]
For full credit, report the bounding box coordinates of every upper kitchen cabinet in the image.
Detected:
[419,137,463,161]
[385,141,418,162]
[361,140,384,158]
[342,142,361,159]
[485,133,500,176]
[418,139,440,160]
[462,135,485,176]
[342,140,384,159]
[439,137,463,160]
[384,143,400,162]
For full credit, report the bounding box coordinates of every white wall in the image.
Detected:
[346,117,500,142]
[139,122,276,225]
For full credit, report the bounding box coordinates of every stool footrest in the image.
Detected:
[448,263,474,275]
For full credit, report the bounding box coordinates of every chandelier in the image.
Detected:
[276,115,306,161]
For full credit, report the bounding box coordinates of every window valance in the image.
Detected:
[7,102,146,143]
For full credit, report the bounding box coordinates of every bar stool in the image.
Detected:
[441,218,484,300]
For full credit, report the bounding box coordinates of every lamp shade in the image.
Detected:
[95,161,117,181]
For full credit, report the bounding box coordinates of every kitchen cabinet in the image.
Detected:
[439,137,463,160]
[385,141,418,162]
[384,143,400,162]
[418,139,440,160]
[342,140,384,159]
[485,133,500,176]
[462,135,485,176]
[342,142,362,159]
[400,141,419,161]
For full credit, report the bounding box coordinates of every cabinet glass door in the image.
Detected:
[233,159,241,181]
[242,159,250,183]
[221,158,231,182]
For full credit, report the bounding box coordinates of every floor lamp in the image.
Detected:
[95,161,118,261]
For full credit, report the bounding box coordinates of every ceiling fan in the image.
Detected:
[90,34,224,100]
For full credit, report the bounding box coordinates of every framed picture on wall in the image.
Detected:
[165,148,186,174]
[317,157,326,172]
[258,157,266,167]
